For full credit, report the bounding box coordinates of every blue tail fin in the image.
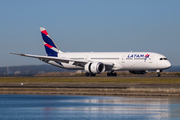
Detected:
[40,27,62,56]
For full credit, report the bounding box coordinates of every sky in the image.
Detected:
[1,0,180,66]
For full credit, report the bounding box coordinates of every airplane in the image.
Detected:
[9,27,171,77]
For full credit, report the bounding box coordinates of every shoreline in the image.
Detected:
[1,88,180,97]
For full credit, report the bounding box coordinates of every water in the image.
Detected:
[0,95,180,120]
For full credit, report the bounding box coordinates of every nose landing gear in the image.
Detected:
[156,70,162,77]
[156,73,161,77]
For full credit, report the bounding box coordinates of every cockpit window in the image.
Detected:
[160,58,168,60]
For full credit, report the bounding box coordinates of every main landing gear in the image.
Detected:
[107,72,117,76]
[85,72,96,77]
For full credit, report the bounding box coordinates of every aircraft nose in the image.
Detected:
[166,61,171,69]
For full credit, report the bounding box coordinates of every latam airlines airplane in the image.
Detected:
[10,27,171,77]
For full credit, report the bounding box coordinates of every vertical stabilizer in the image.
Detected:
[40,27,62,57]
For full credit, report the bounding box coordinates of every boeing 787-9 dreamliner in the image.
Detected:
[10,27,171,77]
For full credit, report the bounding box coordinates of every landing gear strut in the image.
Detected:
[85,72,96,77]
[107,71,117,76]
[156,70,162,77]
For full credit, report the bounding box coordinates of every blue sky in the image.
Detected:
[1,0,180,66]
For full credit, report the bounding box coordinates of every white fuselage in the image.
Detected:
[47,52,171,71]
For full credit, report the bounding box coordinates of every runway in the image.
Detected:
[0,80,180,88]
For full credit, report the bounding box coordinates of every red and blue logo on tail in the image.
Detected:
[40,27,59,57]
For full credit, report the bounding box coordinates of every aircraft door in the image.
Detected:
[148,58,153,63]
[86,55,90,60]
[121,57,125,63]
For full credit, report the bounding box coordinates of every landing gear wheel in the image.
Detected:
[107,73,111,76]
[113,73,117,76]
[156,73,161,77]
[107,72,117,76]
[86,73,96,77]
[90,73,96,77]
[86,72,90,77]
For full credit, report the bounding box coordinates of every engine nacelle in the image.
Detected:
[84,62,105,74]
[129,70,147,74]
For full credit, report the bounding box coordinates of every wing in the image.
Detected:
[9,52,114,70]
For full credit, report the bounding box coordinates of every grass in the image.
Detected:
[175,73,180,77]
[0,77,180,84]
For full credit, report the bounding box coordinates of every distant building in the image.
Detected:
[7,66,13,75]
[7,71,13,75]
[14,71,21,75]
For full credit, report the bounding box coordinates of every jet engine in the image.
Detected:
[84,62,105,74]
[129,70,147,74]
